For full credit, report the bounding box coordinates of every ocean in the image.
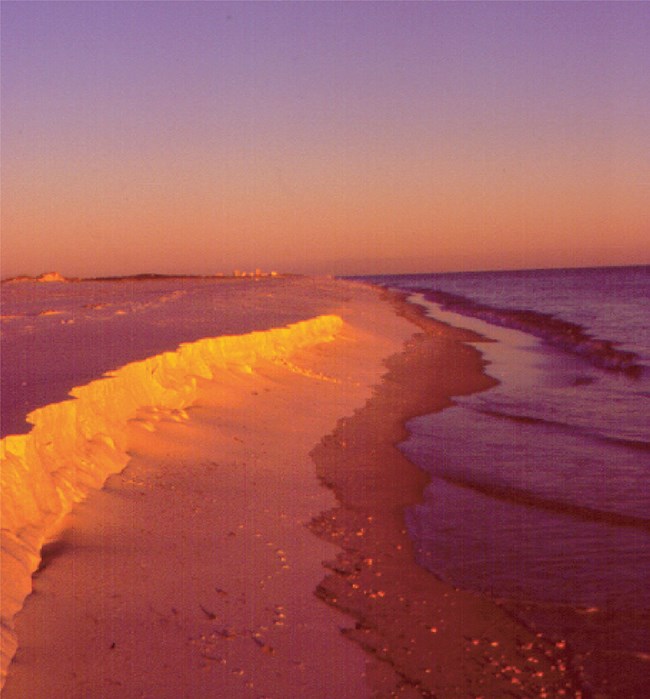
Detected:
[360,265,650,696]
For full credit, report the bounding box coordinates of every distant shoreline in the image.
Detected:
[3,262,646,285]
[2,271,292,284]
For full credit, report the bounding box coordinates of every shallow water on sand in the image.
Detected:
[361,266,650,697]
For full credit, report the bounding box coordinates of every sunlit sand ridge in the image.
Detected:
[1,313,345,683]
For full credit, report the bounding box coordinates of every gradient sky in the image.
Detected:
[2,1,649,277]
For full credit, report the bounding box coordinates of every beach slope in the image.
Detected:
[2,280,580,697]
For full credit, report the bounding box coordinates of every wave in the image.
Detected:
[474,407,650,453]
[416,289,643,376]
[436,472,650,532]
[0,314,343,686]
[601,435,650,452]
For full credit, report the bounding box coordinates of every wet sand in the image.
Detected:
[311,294,583,697]
[2,284,582,697]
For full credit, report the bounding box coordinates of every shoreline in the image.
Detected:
[1,280,584,697]
[310,290,584,697]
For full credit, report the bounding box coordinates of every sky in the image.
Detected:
[1,1,649,278]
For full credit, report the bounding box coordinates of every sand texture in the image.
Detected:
[310,296,583,697]
[3,282,410,697]
[2,281,582,697]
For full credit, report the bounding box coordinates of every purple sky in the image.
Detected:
[2,1,649,277]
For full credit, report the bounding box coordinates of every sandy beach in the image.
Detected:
[2,280,581,697]
[4,2,648,695]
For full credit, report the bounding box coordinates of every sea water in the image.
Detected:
[361,265,650,695]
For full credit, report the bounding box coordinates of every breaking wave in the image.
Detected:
[435,472,650,532]
[418,289,643,375]
[473,407,650,453]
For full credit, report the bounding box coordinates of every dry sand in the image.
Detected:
[2,282,582,697]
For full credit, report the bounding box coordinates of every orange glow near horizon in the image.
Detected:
[4,138,647,277]
[2,2,648,278]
